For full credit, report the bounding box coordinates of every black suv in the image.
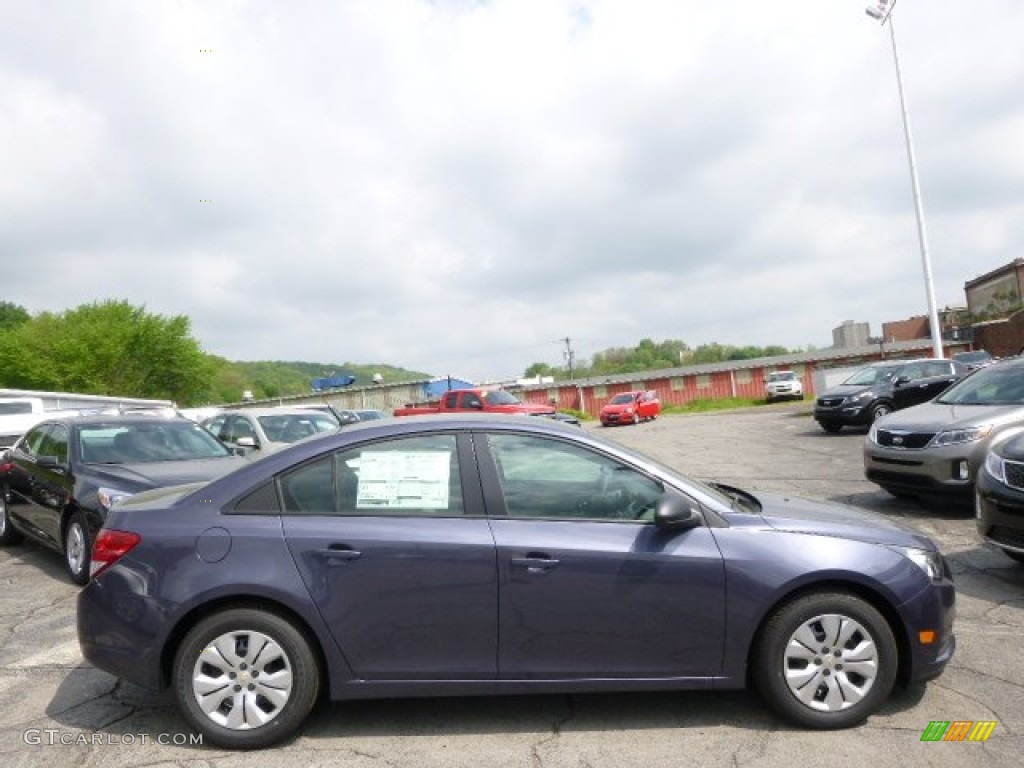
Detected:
[813,358,967,433]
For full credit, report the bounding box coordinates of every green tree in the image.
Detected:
[0,301,30,331]
[0,300,214,404]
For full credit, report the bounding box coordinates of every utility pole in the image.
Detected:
[561,337,575,380]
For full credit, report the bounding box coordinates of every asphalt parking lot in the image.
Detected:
[1,404,1021,767]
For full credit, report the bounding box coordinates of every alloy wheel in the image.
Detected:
[782,613,879,712]
[191,630,295,730]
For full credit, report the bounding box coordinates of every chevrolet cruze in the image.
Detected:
[78,415,956,749]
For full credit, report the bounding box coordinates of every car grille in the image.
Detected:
[1004,460,1024,491]
[989,525,1024,550]
[874,430,936,449]
[817,397,844,408]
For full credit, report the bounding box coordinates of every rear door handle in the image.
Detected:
[317,545,362,562]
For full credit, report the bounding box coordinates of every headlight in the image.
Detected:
[848,391,872,403]
[868,423,879,444]
[888,546,945,582]
[985,451,1006,484]
[929,425,993,447]
[97,487,134,511]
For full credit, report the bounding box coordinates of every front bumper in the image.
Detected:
[899,575,957,684]
[976,470,1024,555]
[814,400,873,427]
[863,440,984,498]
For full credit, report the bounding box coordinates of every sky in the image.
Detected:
[3,1,1023,383]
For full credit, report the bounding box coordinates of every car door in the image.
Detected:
[479,432,726,680]
[893,362,957,409]
[5,422,71,547]
[280,431,498,680]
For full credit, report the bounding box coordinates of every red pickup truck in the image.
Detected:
[394,388,558,418]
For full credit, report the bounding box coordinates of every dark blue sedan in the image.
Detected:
[78,415,955,749]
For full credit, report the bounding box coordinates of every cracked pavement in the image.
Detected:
[1,405,1022,766]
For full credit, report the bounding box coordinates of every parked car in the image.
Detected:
[864,357,1024,501]
[289,403,360,426]
[0,414,248,583]
[814,358,966,433]
[600,390,661,426]
[764,371,804,402]
[976,429,1024,564]
[354,409,388,421]
[952,349,994,372]
[79,414,955,749]
[201,408,339,456]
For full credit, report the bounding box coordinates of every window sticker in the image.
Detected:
[356,451,451,509]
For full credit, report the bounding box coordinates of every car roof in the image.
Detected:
[32,413,197,428]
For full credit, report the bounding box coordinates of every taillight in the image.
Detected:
[90,530,141,578]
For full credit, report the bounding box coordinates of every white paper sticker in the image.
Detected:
[356,451,451,509]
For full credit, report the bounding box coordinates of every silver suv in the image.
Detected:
[764,371,803,402]
[863,357,1024,501]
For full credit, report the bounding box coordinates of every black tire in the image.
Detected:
[870,403,892,422]
[0,491,24,545]
[1002,549,1024,565]
[63,511,91,585]
[173,608,321,750]
[819,422,843,434]
[752,592,897,729]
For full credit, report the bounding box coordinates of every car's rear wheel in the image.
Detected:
[753,592,897,729]
[173,608,321,750]
[63,511,91,585]
[0,492,24,545]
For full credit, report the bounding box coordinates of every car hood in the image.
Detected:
[84,456,248,493]
[601,403,635,413]
[754,492,935,550]
[818,384,871,399]
[876,401,1024,431]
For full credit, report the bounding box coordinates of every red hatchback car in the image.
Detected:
[600,390,661,426]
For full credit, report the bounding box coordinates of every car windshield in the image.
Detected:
[483,390,521,406]
[610,393,636,404]
[257,414,339,442]
[767,372,795,382]
[79,421,234,464]
[954,351,992,364]
[936,364,1024,405]
[843,365,902,386]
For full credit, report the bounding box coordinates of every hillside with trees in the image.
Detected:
[0,300,429,406]
[524,338,801,381]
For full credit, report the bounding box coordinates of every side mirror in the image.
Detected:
[654,493,701,530]
[236,436,258,449]
[37,455,68,473]
[894,375,910,386]
[470,400,484,410]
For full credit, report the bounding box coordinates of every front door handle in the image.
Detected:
[511,556,560,573]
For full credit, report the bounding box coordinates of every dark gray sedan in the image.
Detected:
[0,414,247,583]
[78,415,955,749]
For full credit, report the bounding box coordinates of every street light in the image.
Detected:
[865,0,944,359]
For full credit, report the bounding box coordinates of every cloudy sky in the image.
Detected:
[3,1,1022,382]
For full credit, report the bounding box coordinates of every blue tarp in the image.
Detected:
[422,378,474,398]
[311,375,356,391]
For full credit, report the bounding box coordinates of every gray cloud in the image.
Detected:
[2,0,1022,382]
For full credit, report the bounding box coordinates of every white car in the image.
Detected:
[201,408,339,456]
[764,371,804,402]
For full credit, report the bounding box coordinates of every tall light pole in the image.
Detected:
[865,0,944,359]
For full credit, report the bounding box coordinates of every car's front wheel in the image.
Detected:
[753,592,897,729]
[64,511,91,585]
[870,403,892,422]
[173,608,321,750]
